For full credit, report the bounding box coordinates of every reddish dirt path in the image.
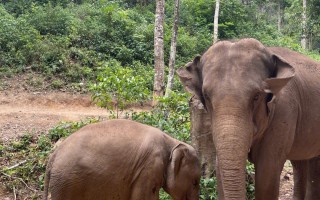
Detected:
[0,89,293,199]
[0,90,110,142]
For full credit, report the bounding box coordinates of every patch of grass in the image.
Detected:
[304,50,320,61]
[51,79,65,89]
[26,75,45,89]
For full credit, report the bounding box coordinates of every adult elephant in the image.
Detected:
[177,38,320,200]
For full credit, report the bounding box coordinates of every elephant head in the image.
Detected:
[164,143,201,200]
[177,38,295,199]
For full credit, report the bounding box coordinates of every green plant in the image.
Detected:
[90,59,152,117]
[159,188,171,200]
[246,161,255,199]
[200,177,218,200]
[51,79,64,89]
[48,117,100,142]
[131,91,191,142]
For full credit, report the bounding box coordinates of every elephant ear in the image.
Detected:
[264,55,295,94]
[169,143,187,175]
[177,56,205,106]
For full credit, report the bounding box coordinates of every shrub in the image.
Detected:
[0,7,40,70]
[90,60,153,113]
[23,4,76,36]
[131,91,191,142]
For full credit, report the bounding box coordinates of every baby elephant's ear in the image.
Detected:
[265,55,295,94]
[177,56,205,106]
[169,144,187,175]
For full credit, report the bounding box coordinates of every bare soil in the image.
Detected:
[0,76,293,200]
[0,90,110,142]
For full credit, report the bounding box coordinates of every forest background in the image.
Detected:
[0,0,320,199]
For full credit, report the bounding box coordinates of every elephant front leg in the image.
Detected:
[254,156,286,200]
[291,160,308,200]
[130,177,161,200]
[305,156,320,200]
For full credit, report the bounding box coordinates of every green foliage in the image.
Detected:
[1,0,318,84]
[24,4,76,36]
[200,177,218,200]
[0,6,39,71]
[159,188,172,200]
[131,91,191,142]
[90,60,153,110]
[48,118,100,142]
[246,161,255,200]
[303,50,320,61]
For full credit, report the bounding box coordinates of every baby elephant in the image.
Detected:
[43,119,201,200]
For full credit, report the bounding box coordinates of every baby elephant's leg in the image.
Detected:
[130,160,164,200]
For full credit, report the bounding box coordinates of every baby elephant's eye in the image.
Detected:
[253,93,260,101]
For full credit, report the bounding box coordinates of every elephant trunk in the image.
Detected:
[213,108,253,200]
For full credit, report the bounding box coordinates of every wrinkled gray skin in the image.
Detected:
[177,38,320,200]
[43,119,201,200]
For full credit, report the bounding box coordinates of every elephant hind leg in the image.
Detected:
[291,160,308,200]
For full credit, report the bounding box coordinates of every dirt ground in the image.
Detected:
[0,90,110,142]
[0,77,293,199]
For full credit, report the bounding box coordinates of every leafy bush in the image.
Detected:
[0,7,40,70]
[90,60,153,112]
[246,161,255,200]
[131,91,191,142]
[199,177,218,200]
[23,4,76,36]
[48,118,100,142]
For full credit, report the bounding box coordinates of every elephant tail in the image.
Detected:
[43,152,56,200]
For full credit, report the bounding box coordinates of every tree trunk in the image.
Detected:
[277,0,282,32]
[153,0,165,105]
[301,0,307,49]
[189,96,216,178]
[213,0,220,44]
[309,33,312,50]
[165,0,180,97]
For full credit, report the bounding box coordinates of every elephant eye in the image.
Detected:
[253,93,260,101]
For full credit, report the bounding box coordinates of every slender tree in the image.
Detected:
[165,0,180,97]
[301,0,307,49]
[153,0,165,104]
[189,0,221,179]
[277,0,282,32]
[213,0,220,44]
[190,97,216,178]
